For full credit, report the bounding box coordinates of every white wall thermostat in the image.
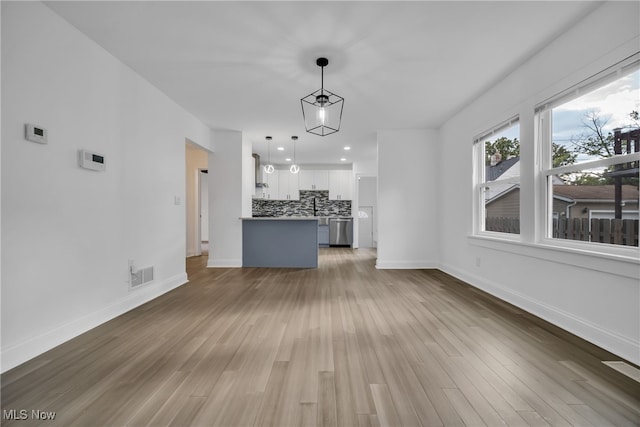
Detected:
[25,124,48,144]
[78,149,106,171]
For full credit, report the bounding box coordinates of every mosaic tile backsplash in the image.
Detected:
[252,190,351,217]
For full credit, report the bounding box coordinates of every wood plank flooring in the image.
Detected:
[2,248,639,426]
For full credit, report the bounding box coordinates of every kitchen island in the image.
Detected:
[241,217,319,268]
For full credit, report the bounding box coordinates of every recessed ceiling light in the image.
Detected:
[277,146,284,151]
[340,158,347,162]
[285,158,291,162]
[343,146,351,150]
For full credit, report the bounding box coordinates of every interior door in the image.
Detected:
[358,206,373,248]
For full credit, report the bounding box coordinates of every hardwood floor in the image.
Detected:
[2,248,639,426]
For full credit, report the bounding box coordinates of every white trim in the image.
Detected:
[545,153,640,176]
[473,114,520,144]
[473,117,521,237]
[554,194,574,203]
[536,62,640,247]
[1,273,188,373]
[474,229,521,242]
[571,200,639,204]
[439,262,640,365]
[375,260,438,269]
[207,258,242,268]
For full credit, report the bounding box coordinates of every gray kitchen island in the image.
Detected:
[241,217,319,268]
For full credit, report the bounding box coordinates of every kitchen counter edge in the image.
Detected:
[240,217,320,221]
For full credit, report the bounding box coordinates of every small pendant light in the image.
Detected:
[264,136,274,174]
[289,136,300,174]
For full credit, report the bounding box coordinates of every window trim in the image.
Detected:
[535,56,639,253]
[534,53,640,114]
[544,153,640,177]
[470,55,640,261]
[473,115,519,144]
[473,116,521,238]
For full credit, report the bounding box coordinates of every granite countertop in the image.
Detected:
[240,216,320,221]
[243,216,353,220]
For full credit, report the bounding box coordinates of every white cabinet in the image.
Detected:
[277,170,300,200]
[255,171,278,199]
[299,170,329,190]
[329,170,353,200]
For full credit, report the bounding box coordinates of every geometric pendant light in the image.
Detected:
[301,57,344,136]
[263,136,275,174]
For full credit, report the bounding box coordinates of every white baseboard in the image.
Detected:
[439,262,640,365]
[376,260,438,269]
[207,258,242,268]
[1,273,188,374]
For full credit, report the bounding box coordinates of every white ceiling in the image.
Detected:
[45,1,600,166]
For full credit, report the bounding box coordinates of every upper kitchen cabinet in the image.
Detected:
[299,170,329,191]
[329,170,353,200]
[255,170,279,199]
[277,169,300,200]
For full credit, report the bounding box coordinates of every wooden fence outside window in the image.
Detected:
[485,217,639,246]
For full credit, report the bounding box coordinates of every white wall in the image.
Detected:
[207,130,250,267]
[241,135,254,218]
[377,129,439,269]
[437,1,640,363]
[353,158,377,176]
[1,2,210,372]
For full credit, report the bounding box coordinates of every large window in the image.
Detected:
[537,57,639,248]
[474,118,521,235]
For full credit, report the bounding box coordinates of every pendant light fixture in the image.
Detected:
[289,136,300,174]
[263,136,274,174]
[301,57,344,136]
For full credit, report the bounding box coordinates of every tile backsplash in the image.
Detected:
[252,190,351,217]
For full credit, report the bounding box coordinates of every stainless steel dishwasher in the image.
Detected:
[329,218,353,246]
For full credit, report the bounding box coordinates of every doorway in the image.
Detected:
[199,169,209,254]
[357,176,377,248]
[185,142,209,257]
[358,206,374,248]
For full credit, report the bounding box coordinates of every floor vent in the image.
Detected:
[131,266,154,288]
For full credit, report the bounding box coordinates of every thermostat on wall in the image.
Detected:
[78,149,106,171]
[25,124,48,144]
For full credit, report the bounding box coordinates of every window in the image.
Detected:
[537,56,639,248]
[474,118,520,235]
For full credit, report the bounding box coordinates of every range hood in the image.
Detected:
[252,153,268,188]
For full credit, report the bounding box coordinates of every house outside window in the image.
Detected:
[536,55,639,248]
[473,118,520,236]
